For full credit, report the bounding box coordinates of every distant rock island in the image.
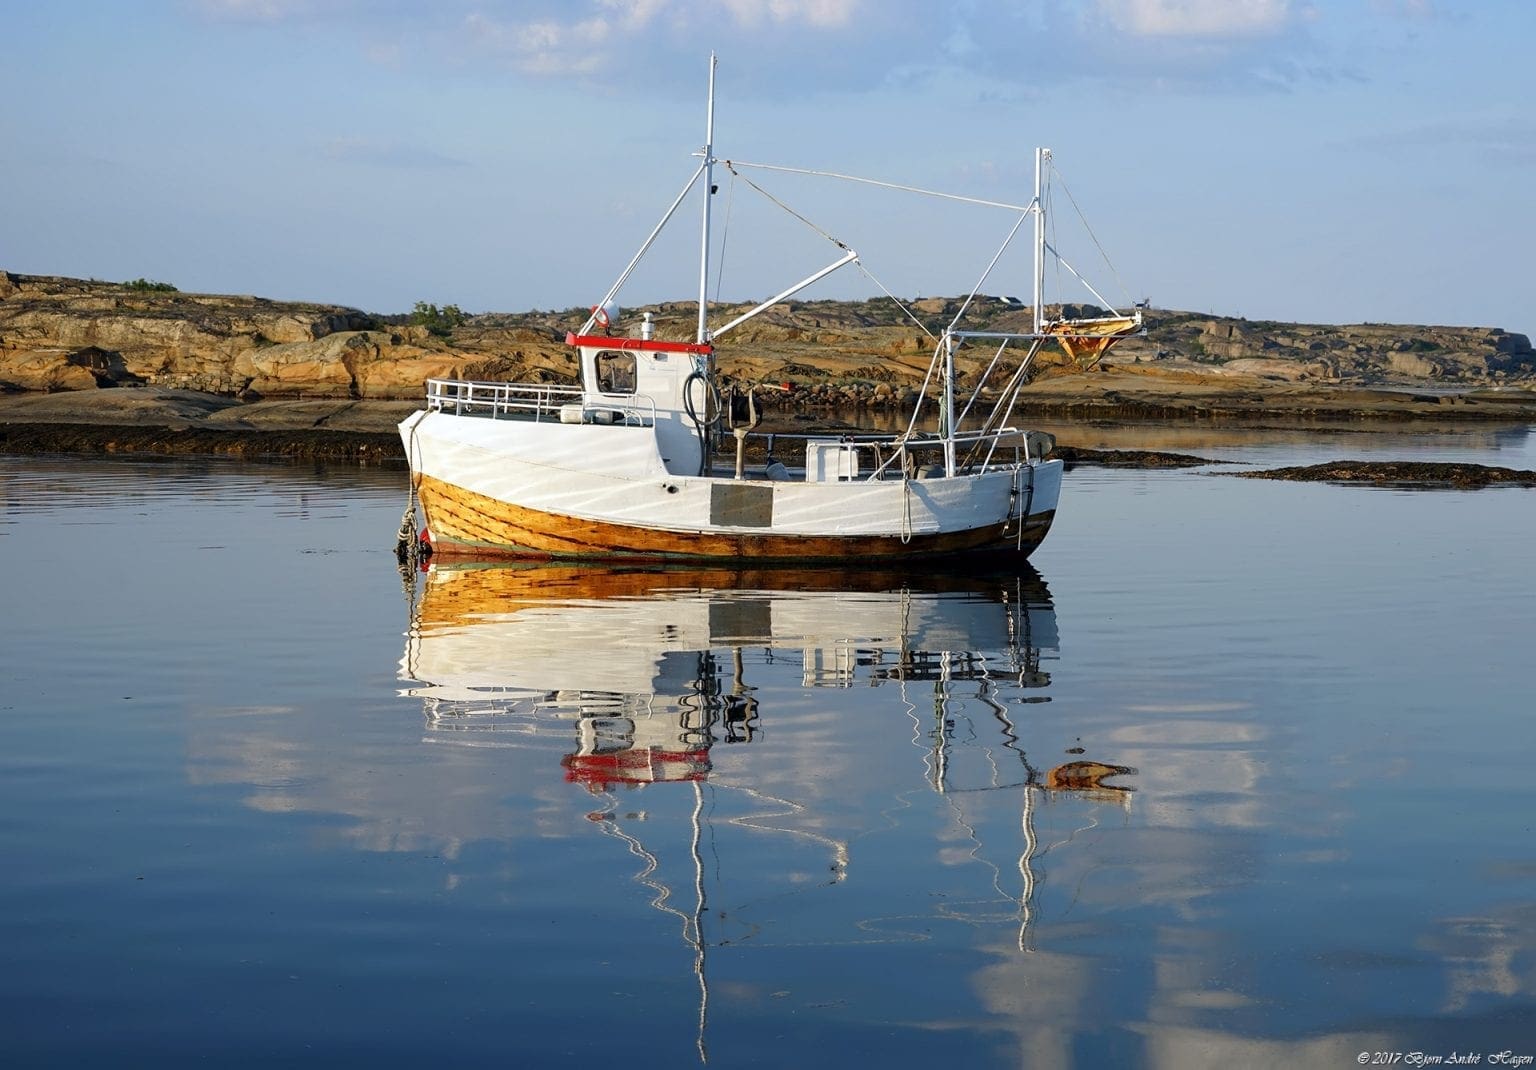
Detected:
[3,270,1533,424]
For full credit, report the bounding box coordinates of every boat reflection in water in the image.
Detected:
[398,562,1111,792]
[399,562,1133,1060]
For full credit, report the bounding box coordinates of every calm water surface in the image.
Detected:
[2,432,1535,1067]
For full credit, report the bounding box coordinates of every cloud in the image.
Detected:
[463,0,863,75]
[716,0,860,28]
[464,10,614,75]
[449,0,1331,96]
[1094,0,1306,38]
[596,0,674,26]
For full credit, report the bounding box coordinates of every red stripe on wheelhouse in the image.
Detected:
[565,332,714,355]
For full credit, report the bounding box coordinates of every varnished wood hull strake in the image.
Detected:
[416,474,1053,563]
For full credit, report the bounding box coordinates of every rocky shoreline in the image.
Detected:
[4,270,1534,485]
[4,269,1533,405]
[3,389,1532,489]
[0,420,402,464]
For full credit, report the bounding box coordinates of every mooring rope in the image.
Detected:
[900,477,913,544]
[395,418,427,603]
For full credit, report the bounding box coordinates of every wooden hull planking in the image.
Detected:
[416,473,1054,563]
[413,561,1054,633]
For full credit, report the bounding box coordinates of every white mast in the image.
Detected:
[1033,147,1048,336]
[696,53,718,346]
[942,332,957,476]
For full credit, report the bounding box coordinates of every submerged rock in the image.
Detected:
[1235,460,1536,487]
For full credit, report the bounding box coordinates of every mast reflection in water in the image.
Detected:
[399,562,1133,1061]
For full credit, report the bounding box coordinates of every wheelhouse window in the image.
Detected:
[595,351,636,394]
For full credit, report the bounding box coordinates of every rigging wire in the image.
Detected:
[1050,161,1134,309]
[580,161,707,336]
[712,168,737,306]
[1046,175,1061,316]
[855,262,937,341]
[726,159,938,342]
[724,161,848,251]
[954,337,1013,432]
[901,338,946,442]
[726,158,1032,213]
[945,209,1031,337]
[1043,243,1124,315]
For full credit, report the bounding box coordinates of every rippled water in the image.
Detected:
[2,437,1535,1067]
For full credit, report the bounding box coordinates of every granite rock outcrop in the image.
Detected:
[0,272,457,398]
[2,271,1532,406]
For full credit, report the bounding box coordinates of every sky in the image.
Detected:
[3,0,1532,336]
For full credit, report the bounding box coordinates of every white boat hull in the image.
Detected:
[400,410,1060,563]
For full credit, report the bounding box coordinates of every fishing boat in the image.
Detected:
[398,55,1140,564]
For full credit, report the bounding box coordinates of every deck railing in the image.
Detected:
[854,427,1030,480]
[425,379,655,425]
[736,427,1033,482]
